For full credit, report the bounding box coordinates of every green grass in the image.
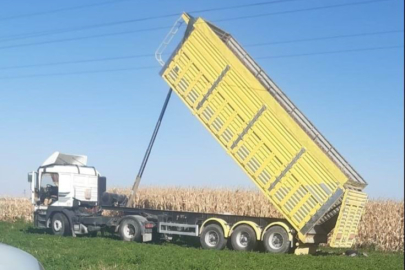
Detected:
[0,222,403,270]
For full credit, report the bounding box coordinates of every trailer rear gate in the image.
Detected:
[160,14,367,247]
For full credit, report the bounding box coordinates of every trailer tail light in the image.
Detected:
[145,222,155,229]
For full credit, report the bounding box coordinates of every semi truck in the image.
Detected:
[27,13,368,255]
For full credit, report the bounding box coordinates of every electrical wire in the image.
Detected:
[0,0,393,50]
[255,45,404,59]
[0,29,402,70]
[0,45,402,80]
[0,54,155,71]
[215,0,394,23]
[0,0,135,22]
[0,26,171,50]
[0,0,393,45]
[245,30,404,47]
[0,66,157,80]
[0,0,302,42]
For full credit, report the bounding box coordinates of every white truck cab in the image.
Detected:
[27,152,152,242]
[28,152,101,211]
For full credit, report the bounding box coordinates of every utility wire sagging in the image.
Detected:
[0,0,401,80]
[0,30,402,71]
[0,0,302,42]
[0,0,136,22]
[0,0,395,46]
[0,45,402,80]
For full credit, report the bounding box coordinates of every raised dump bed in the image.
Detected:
[158,13,367,248]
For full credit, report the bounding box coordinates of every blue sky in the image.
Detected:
[0,0,403,199]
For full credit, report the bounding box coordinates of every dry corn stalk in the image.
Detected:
[1,187,403,251]
[0,197,33,222]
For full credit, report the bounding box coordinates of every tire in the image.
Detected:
[200,224,227,250]
[51,213,70,236]
[231,225,257,251]
[263,226,291,254]
[119,219,142,242]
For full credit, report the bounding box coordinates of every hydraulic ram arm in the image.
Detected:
[127,89,172,207]
[127,14,190,206]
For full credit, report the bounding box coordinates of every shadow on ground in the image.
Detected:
[314,250,369,257]
[23,227,50,235]
[22,225,367,257]
[23,226,121,240]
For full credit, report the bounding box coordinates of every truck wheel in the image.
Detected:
[51,213,70,236]
[119,219,142,242]
[200,224,226,250]
[263,226,290,254]
[231,225,257,251]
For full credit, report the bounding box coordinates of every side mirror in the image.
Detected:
[28,172,38,204]
[28,171,37,189]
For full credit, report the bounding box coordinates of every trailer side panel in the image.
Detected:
[160,17,363,240]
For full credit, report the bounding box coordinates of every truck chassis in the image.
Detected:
[34,202,327,254]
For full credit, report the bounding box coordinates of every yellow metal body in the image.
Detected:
[229,221,262,240]
[200,218,230,237]
[330,189,368,247]
[160,14,367,246]
[294,244,318,255]
[261,221,293,243]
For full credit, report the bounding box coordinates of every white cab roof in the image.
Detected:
[42,152,88,166]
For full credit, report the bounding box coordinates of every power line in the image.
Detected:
[0,45,402,80]
[0,54,155,71]
[0,0,135,22]
[0,0,302,42]
[256,45,403,59]
[0,26,171,50]
[245,30,404,47]
[0,30,402,71]
[0,66,157,80]
[215,0,394,23]
[0,0,394,50]
[0,15,177,42]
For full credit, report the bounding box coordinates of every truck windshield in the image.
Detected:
[40,173,59,206]
[41,173,58,187]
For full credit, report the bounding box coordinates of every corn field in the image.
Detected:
[1,187,403,252]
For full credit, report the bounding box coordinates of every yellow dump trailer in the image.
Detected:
[158,13,367,249]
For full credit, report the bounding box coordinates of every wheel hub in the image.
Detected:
[236,232,250,247]
[123,224,135,238]
[53,220,62,231]
[205,231,219,247]
[269,233,283,249]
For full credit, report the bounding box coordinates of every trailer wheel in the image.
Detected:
[119,219,142,242]
[51,213,70,236]
[200,224,226,250]
[231,225,257,251]
[263,226,290,254]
